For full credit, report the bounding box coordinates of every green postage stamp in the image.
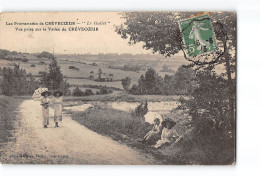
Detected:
[179,14,217,58]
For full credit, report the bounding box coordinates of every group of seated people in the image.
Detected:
[138,118,179,148]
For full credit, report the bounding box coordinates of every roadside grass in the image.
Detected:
[69,103,193,164]
[0,96,22,157]
[68,99,232,165]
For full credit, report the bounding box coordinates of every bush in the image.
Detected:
[72,86,84,96]
[96,86,113,95]
[122,77,131,91]
[21,58,29,62]
[1,64,39,96]
[84,89,94,96]
[36,51,55,60]
[131,101,148,117]
[128,66,195,95]
[69,66,79,70]
[177,70,235,164]
[30,64,36,67]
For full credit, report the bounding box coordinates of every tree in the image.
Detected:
[84,89,94,96]
[132,101,148,117]
[98,68,102,80]
[177,71,234,163]
[116,12,236,120]
[40,53,70,94]
[121,77,131,91]
[72,86,84,96]
[1,64,39,96]
[116,12,236,162]
[172,66,196,95]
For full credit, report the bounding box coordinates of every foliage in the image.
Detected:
[171,66,196,94]
[72,86,84,96]
[129,67,195,95]
[177,70,235,163]
[36,51,55,60]
[160,65,175,73]
[115,12,236,163]
[0,64,39,96]
[40,54,70,95]
[96,86,113,95]
[69,66,79,70]
[84,89,94,96]
[98,68,102,80]
[131,101,148,118]
[109,64,144,72]
[121,77,131,91]
[116,12,236,68]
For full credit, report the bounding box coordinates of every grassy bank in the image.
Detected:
[69,103,192,164]
[0,96,23,156]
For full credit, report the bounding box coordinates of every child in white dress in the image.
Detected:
[40,91,51,128]
[139,118,162,144]
[53,91,63,128]
[154,119,179,148]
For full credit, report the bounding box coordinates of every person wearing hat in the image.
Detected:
[53,90,63,127]
[40,91,51,128]
[154,118,179,148]
[138,118,162,144]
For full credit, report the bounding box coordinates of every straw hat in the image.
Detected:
[53,90,63,97]
[41,91,51,96]
[161,119,177,129]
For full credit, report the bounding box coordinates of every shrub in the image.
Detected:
[72,86,84,96]
[1,64,39,96]
[131,101,148,117]
[36,51,55,60]
[69,66,79,70]
[84,89,94,96]
[21,58,29,62]
[96,86,113,95]
[122,77,131,91]
[30,64,36,67]
[177,70,235,164]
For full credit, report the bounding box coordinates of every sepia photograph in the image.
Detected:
[0,11,236,165]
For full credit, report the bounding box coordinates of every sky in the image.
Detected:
[0,12,154,55]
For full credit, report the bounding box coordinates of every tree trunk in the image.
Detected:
[224,55,235,131]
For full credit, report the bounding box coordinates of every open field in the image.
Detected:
[0,52,189,92]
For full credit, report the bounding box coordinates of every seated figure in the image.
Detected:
[138,118,162,144]
[154,118,179,148]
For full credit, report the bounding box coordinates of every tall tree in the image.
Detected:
[40,52,70,94]
[122,77,131,91]
[98,68,102,80]
[116,12,236,121]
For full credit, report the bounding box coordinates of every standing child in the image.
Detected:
[41,91,51,128]
[53,90,63,128]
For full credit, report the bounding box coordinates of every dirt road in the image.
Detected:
[0,100,157,164]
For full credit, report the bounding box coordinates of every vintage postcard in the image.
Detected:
[0,12,236,165]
